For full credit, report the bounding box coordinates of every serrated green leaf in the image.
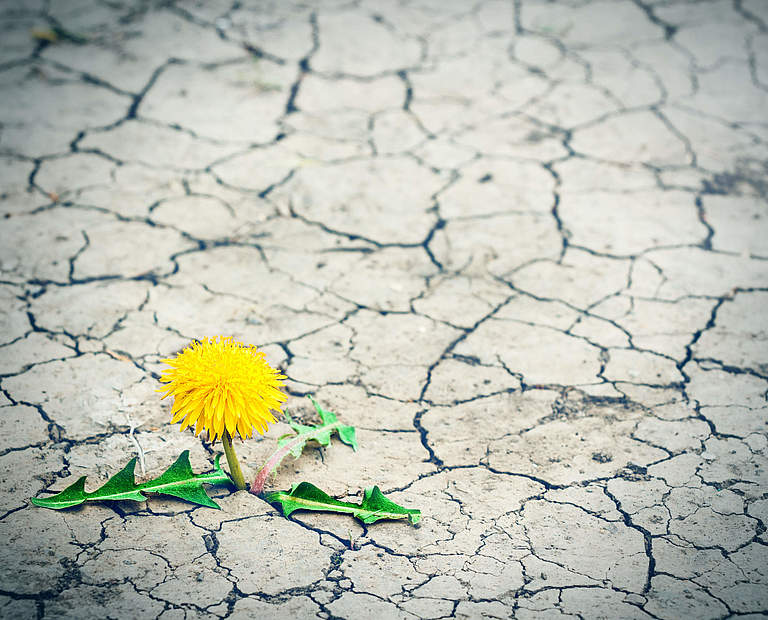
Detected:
[29,476,89,510]
[336,424,357,450]
[251,396,358,495]
[309,396,357,451]
[265,481,421,525]
[89,458,148,503]
[31,451,231,510]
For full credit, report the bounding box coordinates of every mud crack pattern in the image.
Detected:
[1,0,767,618]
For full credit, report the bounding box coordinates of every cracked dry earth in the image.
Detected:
[1,0,768,619]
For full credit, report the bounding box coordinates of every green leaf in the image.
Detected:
[265,481,421,525]
[251,396,357,495]
[31,451,231,510]
[280,396,357,452]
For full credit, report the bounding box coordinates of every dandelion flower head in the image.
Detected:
[159,337,287,442]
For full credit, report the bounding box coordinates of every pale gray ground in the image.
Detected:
[0,0,767,618]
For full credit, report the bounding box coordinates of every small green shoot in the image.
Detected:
[251,396,357,495]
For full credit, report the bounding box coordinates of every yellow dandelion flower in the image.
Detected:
[159,336,287,443]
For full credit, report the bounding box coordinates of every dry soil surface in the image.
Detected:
[1,0,767,618]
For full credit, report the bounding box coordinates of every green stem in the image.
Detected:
[221,431,246,491]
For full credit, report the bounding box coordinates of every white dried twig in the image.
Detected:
[124,411,146,477]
